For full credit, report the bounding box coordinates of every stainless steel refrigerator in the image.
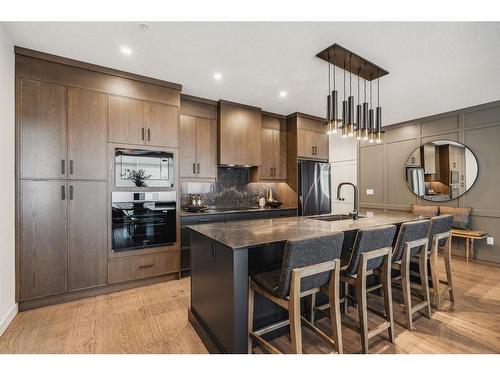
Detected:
[406,167,425,197]
[298,160,331,216]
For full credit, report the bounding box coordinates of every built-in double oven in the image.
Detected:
[112,148,177,252]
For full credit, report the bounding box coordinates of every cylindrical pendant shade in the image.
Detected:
[376,106,382,132]
[362,102,369,131]
[348,96,354,125]
[342,100,348,125]
[327,94,331,122]
[368,109,374,132]
[332,90,338,123]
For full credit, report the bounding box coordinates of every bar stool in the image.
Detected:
[427,214,454,310]
[339,225,397,354]
[390,220,432,330]
[248,232,344,354]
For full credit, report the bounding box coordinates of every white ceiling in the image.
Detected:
[3,22,500,125]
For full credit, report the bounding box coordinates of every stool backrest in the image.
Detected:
[392,220,431,262]
[343,225,397,276]
[428,214,453,249]
[277,232,344,298]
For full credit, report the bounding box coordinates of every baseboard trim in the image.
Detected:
[0,303,18,337]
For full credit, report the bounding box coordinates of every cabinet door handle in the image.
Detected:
[69,185,74,200]
[141,127,145,141]
[147,128,151,142]
[69,160,74,175]
[61,185,66,200]
[193,163,196,174]
[270,167,273,176]
[61,160,65,175]
[197,163,200,174]
[197,219,212,223]
[139,264,154,269]
[273,167,276,177]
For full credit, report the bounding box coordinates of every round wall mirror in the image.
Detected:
[405,140,479,202]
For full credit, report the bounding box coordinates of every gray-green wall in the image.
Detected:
[358,100,500,264]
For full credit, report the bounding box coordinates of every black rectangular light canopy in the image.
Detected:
[316,43,389,81]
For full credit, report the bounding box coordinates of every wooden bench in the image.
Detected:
[451,229,488,262]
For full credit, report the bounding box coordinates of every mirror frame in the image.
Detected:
[404,139,479,202]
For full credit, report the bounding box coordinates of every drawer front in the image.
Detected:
[267,209,297,218]
[225,211,268,222]
[181,213,225,226]
[108,251,179,284]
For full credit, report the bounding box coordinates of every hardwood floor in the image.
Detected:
[1,257,499,354]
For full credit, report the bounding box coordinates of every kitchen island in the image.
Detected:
[188,209,422,353]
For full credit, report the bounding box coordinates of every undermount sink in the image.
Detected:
[312,214,365,222]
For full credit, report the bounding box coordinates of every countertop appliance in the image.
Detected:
[406,167,425,197]
[298,160,331,216]
[112,191,177,252]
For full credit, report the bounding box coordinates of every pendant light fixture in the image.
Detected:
[375,73,383,143]
[315,44,388,145]
[362,76,369,141]
[341,62,348,138]
[331,57,339,134]
[326,52,332,134]
[356,71,362,140]
[347,55,355,137]
[368,78,375,143]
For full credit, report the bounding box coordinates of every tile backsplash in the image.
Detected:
[180,167,293,208]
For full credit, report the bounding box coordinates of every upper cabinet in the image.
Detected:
[258,114,287,180]
[179,96,218,179]
[68,88,108,180]
[108,95,144,145]
[295,116,328,160]
[19,80,67,179]
[218,100,262,166]
[108,94,179,148]
[145,102,179,148]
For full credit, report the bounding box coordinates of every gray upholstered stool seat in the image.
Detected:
[248,232,345,354]
[252,270,282,297]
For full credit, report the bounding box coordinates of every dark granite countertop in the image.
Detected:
[188,209,423,249]
[180,206,297,217]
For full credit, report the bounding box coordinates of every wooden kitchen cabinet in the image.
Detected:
[218,100,262,166]
[108,95,144,145]
[68,180,107,291]
[68,88,108,180]
[297,128,328,160]
[179,114,217,179]
[19,79,67,179]
[258,114,286,180]
[145,101,179,148]
[20,180,68,300]
[108,95,179,148]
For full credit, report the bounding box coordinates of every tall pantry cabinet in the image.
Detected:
[18,79,108,300]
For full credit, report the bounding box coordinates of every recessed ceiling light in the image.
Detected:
[139,23,149,32]
[279,91,288,98]
[213,72,222,81]
[120,46,132,56]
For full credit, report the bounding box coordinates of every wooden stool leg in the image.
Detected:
[419,248,432,318]
[382,257,395,342]
[465,238,470,262]
[401,245,413,330]
[470,238,475,261]
[329,262,343,353]
[309,292,316,324]
[289,272,303,354]
[444,237,455,303]
[356,273,369,353]
[429,245,441,311]
[342,282,349,314]
[247,283,255,354]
